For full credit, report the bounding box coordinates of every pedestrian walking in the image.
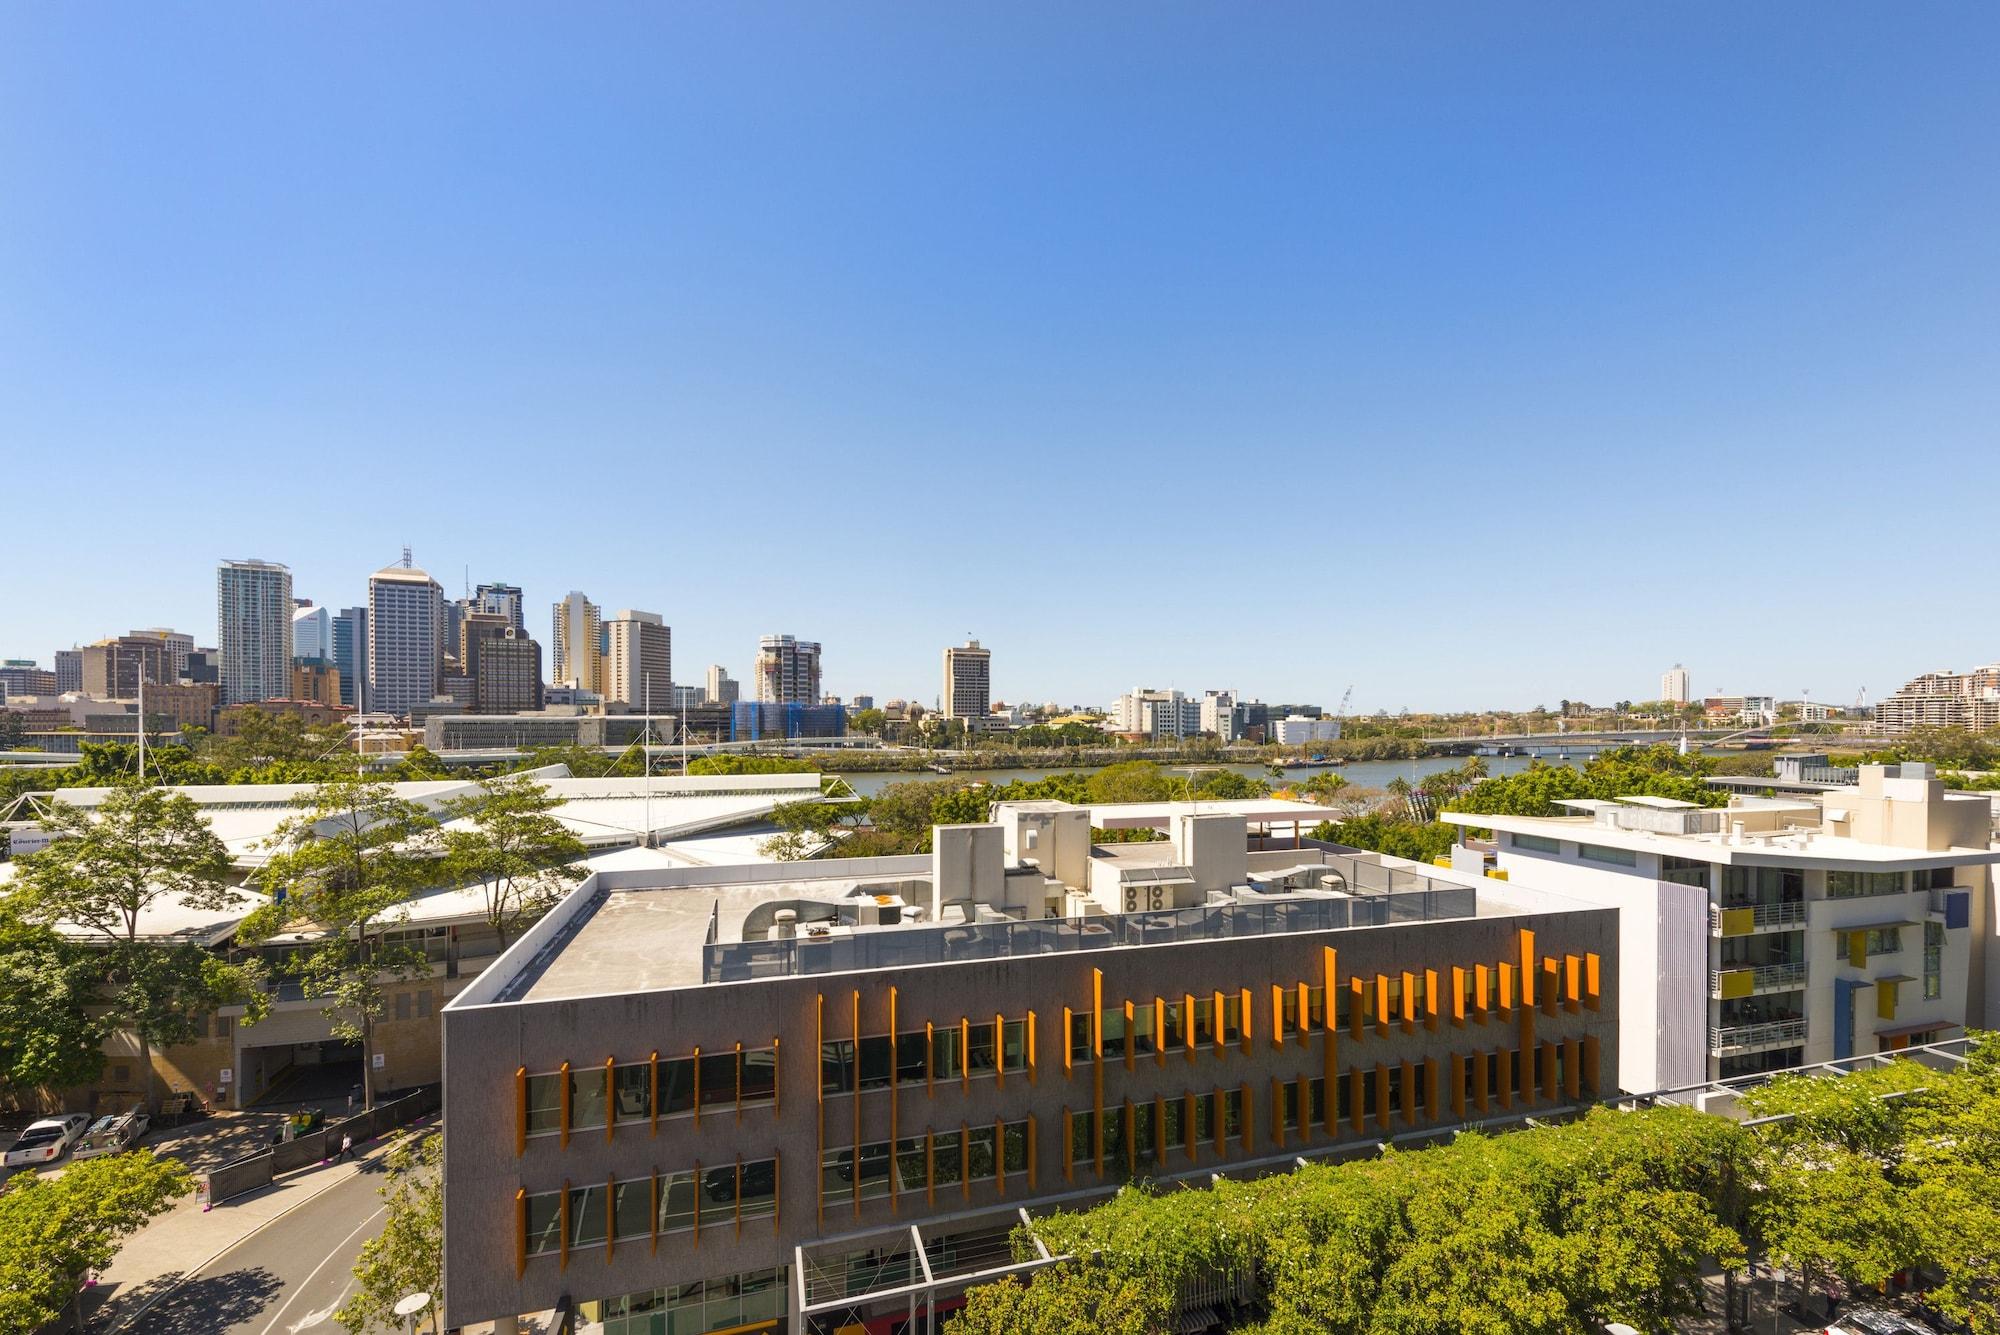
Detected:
[339,1131,353,1162]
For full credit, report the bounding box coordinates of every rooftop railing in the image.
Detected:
[704,867,1478,983]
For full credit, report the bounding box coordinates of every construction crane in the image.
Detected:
[1335,685,1354,720]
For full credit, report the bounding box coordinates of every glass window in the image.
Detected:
[967,1126,997,1181]
[821,1150,855,1210]
[612,1179,651,1240]
[1925,921,1944,1000]
[741,1267,782,1322]
[1577,843,1637,867]
[569,1183,606,1248]
[1100,1008,1126,1061]
[1866,927,1903,955]
[739,1158,778,1219]
[698,1166,737,1227]
[1195,1092,1216,1142]
[1513,832,1561,854]
[1132,1004,1156,1057]
[1190,998,1214,1047]
[660,1058,696,1116]
[1100,1109,1125,1171]
[1829,870,1906,899]
[1068,1112,1091,1166]
[858,1036,894,1090]
[1134,1101,1157,1168]
[526,1073,563,1136]
[525,1190,563,1254]
[1002,1121,1028,1174]
[1068,1010,1093,1064]
[1222,1089,1243,1139]
[613,1064,651,1123]
[896,1136,927,1193]
[965,1022,996,1077]
[933,1134,962,1188]
[1281,1080,1301,1130]
[1219,995,1242,1044]
[1660,856,1709,887]
[1308,1077,1326,1126]
[570,1066,608,1131]
[858,1142,893,1199]
[740,1048,776,1105]
[658,1171,697,1234]
[699,1051,738,1109]
[896,1032,929,1084]
[931,1027,962,1081]
[1162,1096,1184,1150]
[821,1040,856,1096]
[1001,1020,1028,1072]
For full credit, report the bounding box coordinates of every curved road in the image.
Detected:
[115,1145,412,1335]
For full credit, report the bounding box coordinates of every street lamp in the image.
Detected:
[394,1291,432,1334]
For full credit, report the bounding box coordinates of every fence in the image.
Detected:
[201,1084,440,1207]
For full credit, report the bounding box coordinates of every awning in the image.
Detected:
[1875,1019,1961,1041]
[1831,920,1917,935]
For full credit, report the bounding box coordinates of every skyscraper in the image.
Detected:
[134,628,194,682]
[705,664,739,706]
[81,634,173,699]
[551,592,604,694]
[217,559,294,705]
[604,610,671,708]
[941,638,992,721]
[755,635,821,705]
[475,583,526,633]
[368,558,444,717]
[475,628,544,714]
[53,648,82,695]
[1660,664,1691,705]
[332,608,368,708]
[292,604,334,663]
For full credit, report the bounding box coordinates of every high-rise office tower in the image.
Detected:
[705,664,739,707]
[941,639,992,721]
[53,648,82,695]
[1660,664,1691,705]
[332,608,368,708]
[755,635,821,705]
[216,559,294,705]
[291,604,334,663]
[604,610,671,708]
[475,583,526,633]
[368,558,444,717]
[551,592,604,694]
[81,634,173,699]
[476,628,544,713]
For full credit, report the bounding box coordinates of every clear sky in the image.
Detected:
[3,5,1996,712]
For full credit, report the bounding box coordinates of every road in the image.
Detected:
[110,1147,401,1335]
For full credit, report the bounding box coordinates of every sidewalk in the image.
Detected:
[84,1119,424,1334]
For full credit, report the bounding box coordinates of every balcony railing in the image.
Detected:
[1711,900,1809,934]
[1709,1018,1807,1054]
[1710,961,1807,997]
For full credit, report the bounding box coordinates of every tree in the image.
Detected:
[1084,761,1171,804]
[199,705,351,774]
[338,1132,442,1334]
[850,708,885,735]
[0,1149,190,1334]
[0,710,23,749]
[1301,771,1351,803]
[0,912,108,1097]
[12,785,248,1110]
[240,776,443,1108]
[440,776,587,953]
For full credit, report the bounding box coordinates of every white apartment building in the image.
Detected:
[1200,689,1239,743]
[1110,687,1201,739]
[941,638,992,721]
[1661,664,1691,704]
[551,592,604,695]
[1275,714,1343,746]
[705,664,738,706]
[216,559,294,706]
[604,609,671,708]
[1876,664,2000,735]
[755,634,821,705]
[368,562,444,718]
[1443,764,2000,1093]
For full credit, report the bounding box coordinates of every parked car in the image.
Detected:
[2,1114,91,1167]
[71,1107,151,1160]
[1828,1306,1931,1335]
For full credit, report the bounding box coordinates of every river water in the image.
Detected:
[830,754,1555,798]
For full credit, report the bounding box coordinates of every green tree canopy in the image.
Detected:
[439,775,587,951]
[339,1132,442,1334]
[0,1150,191,1333]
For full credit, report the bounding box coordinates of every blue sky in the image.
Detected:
[3,5,1996,711]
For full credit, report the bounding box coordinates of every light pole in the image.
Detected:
[394,1291,432,1334]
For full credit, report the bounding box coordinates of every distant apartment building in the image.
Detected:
[1201,689,1240,743]
[331,608,368,709]
[1274,715,1343,746]
[0,660,57,697]
[291,660,344,708]
[439,803,1617,1333]
[1444,764,2000,1091]
[553,592,605,695]
[476,629,544,715]
[144,682,220,734]
[81,634,173,699]
[1661,664,1691,704]
[756,634,822,705]
[706,664,739,707]
[605,610,672,708]
[731,700,847,741]
[369,561,445,718]
[670,684,703,711]
[1111,687,1201,740]
[942,639,993,721]
[1702,695,1776,727]
[1875,664,2000,736]
[217,559,295,705]
[53,648,82,695]
[476,582,526,632]
[291,604,333,664]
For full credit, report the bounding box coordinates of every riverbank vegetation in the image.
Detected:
[955,1036,2000,1335]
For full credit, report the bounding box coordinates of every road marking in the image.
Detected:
[253,1204,385,1335]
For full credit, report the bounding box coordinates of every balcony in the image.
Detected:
[1711,960,1808,999]
[1709,1018,1807,1055]
[1711,901,1808,935]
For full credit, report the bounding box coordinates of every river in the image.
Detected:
[830,754,1556,798]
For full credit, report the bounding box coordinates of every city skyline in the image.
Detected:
[6,7,1999,709]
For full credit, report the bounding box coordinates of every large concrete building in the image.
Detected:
[369,561,445,718]
[477,583,527,632]
[53,648,82,695]
[439,803,1618,1333]
[135,628,195,682]
[476,629,545,715]
[1875,663,2000,735]
[606,610,672,709]
[553,592,606,695]
[80,633,174,700]
[941,639,992,722]
[756,635,822,706]
[1661,664,1691,705]
[1443,764,2000,1093]
[0,660,57,697]
[707,665,739,707]
[1109,687,1201,740]
[217,559,295,706]
[332,607,368,709]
